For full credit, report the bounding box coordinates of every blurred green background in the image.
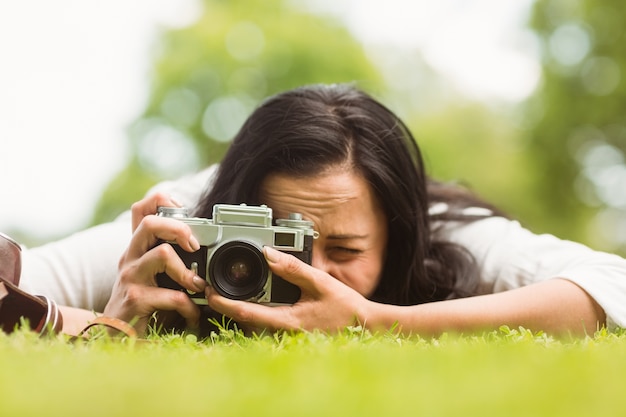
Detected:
[19,0,626,255]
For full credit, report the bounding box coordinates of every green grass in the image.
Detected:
[2,325,626,417]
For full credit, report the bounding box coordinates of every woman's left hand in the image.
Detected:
[103,193,204,335]
[205,246,373,332]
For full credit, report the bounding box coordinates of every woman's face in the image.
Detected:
[259,168,388,297]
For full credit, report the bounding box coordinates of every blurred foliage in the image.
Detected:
[409,103,541,226]
[91,0,384,225]
[90,0,626,257]
[523,0,626,253]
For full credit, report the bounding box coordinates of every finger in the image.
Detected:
[130,192,183,232]
[263,246,325,295]
[127,243,207,293]
[104,282,201,332]
[126,215,200,261]
[204,287,297,331]
[137,285,202,329]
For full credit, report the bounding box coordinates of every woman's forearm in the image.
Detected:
[364,278,606,337]
[59,306,100,336]
[63,279,603,338]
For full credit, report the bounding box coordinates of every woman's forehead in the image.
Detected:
[259,170,386,233]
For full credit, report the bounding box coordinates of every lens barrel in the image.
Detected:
[208,241,268,300]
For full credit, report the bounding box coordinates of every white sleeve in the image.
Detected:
[19,165,219,312]
[440,216,626,330]
[19,219,131,312]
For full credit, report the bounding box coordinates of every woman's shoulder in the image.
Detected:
[431,208,521,253]
[429,202,514,238]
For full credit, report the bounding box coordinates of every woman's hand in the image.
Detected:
[103,193,206,335]
[205,246,374,333]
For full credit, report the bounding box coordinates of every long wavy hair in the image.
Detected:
[194,84,501,305]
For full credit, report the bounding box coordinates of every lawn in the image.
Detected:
[1,325,625,417]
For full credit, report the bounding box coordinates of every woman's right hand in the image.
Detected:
[102,193,206,335]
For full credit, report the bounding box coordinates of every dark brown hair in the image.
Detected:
[195,84,498,305]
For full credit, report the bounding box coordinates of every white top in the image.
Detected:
[18,165,626,330]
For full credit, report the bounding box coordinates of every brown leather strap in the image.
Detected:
[35,295,63,335]
[1,232,134,340]
[78,316,138,338]
[0,281,8,301]
[0,280,64,335]
[0,232,64,335]
[0,232,22,287]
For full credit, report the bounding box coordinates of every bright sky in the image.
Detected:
[0,0,538,241]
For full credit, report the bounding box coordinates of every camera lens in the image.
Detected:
[228,260,251,283]
[208,241,268,300]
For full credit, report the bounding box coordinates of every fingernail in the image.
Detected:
[263,246,281,263]
[193,275,207,292]
[189,235,200,251]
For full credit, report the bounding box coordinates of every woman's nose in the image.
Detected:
[311,249,331,274]
[311,250,323,269]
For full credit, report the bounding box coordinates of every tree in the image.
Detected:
[91,0,384,225]
[525,0,626,253]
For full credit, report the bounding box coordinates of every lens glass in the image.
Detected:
[209,241,268,300]
[228,260,251,283]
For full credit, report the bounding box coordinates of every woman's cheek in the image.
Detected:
[337,259,382,297]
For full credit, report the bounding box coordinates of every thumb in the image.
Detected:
[263,246,322,294]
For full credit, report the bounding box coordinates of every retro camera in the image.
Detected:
[155,204,316,305]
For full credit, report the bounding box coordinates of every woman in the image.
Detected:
[19,84,623,337]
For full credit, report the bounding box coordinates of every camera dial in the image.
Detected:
[157,206,189,218]
[277,213,319,239]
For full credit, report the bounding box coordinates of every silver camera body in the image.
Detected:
[155,204,315,305]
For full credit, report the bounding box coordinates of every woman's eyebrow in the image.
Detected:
[327,234,369,240]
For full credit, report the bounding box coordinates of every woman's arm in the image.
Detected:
[58,306,100,336]
[367,279,605,337]
[19,221,131,312]
[440,216,626,331]
[19,165,218,313]
[205,247,606,337]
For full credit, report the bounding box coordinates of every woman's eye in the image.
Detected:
[329,247,363,255]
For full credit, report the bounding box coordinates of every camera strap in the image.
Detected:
[0,232,63,335]
[0,280,63,335]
